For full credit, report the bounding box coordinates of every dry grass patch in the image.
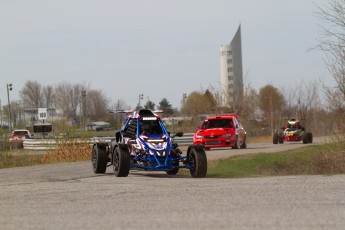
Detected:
[314,148,345,174]
[42,141,92,163]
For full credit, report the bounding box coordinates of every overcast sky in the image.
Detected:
[0,0,333,109]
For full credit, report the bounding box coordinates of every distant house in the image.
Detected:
[86,121,111,131]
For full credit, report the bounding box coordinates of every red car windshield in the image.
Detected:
[201,119,232,129]
[12,131,29,136]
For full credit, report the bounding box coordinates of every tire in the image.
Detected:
[232,136,239,149]
[279,138,284,144]
[189,146,207,178]
[273,133,279,144]
[302,133,308,144]
[91,145,107,174]
[166,160,179,175]
[113,145,130,177]
[240,136,247,149]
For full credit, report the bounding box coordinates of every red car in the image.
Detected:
[9,129,32,149]
[193,114,247,150]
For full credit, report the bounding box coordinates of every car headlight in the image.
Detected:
[195,134,204,139]
[220,133,231,138]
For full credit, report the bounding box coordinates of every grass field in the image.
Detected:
[206,143,345,177]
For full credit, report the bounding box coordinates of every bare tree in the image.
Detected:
[109,99,131,125]
[295,80,320,128]
[242,83,258,117]
[10,101,23,128]
[55,82,85,119]
[86,89,109,121]
[20,80,43,108]
[258,85,285,134]
[315,0,345,138]
[111,99,130,111]
[280,85,298,120]
[43,85,55,109]
[54,83,72,118]
[71,84,83,119]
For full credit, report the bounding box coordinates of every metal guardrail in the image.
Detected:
[23,133,194,150]
[174,133,194,146]
[23,139,89,151]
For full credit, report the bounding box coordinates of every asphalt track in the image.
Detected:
[1,137,345,230]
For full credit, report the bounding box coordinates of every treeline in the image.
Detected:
[1,77,341,138]
[2,80,176,128]
[19,81,109,121]
[179,80,330,136]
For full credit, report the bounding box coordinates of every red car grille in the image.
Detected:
[205,141,222,145]
[204,135,221,139]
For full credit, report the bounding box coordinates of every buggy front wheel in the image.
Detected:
[113,145,130,177]
[188,146,207,178]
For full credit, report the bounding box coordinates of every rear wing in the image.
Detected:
[220,114,241,122]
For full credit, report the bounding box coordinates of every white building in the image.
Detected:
[86,121,111,131]
[220,25,243,108]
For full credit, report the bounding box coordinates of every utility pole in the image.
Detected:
[182,93,187,104]
[7,83,12,131]
[138,94,143,109]
[81,90,86,131]
[0,99,2,127]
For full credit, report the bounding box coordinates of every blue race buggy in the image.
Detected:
[91,109,207,178]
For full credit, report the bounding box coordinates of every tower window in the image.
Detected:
[227,59,232,64]
[227,67,233,72]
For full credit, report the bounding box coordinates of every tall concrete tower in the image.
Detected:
[220,25,243,108]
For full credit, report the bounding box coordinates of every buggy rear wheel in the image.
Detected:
[91,145,107,174]
[188,146,207,178]
[113,145,130,177]
[278,137,284,144]
[302,133,309,144]
[273,133,279,144]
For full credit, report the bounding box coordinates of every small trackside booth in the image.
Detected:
[33,123,53,139]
